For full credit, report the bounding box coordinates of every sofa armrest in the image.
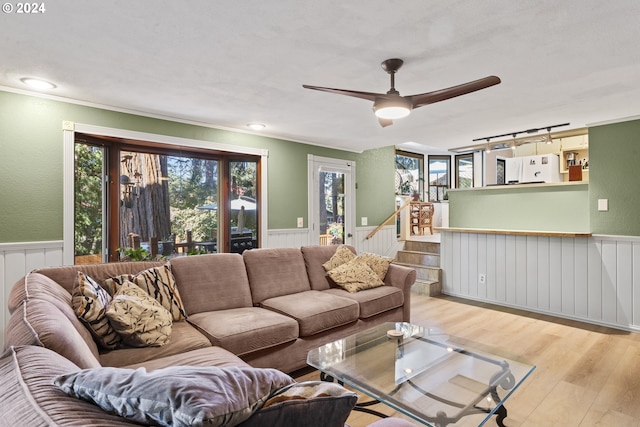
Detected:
[384,263,416,323]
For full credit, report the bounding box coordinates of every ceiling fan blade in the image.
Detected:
[410,76,501,108]
[378,117,393,127]
[302,85,382,102]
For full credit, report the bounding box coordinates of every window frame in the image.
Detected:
[427,155,451,202]
[64,123,268,265]
[395,149,424,198]
[455,153,474,188]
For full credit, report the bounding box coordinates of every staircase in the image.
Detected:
[395,239,442,296]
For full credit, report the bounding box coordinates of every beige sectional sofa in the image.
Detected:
[2,245,417,426]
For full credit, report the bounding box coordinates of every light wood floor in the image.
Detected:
[295,293,640,426]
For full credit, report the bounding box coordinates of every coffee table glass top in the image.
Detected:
[307,322,535,427]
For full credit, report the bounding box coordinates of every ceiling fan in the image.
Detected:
[303,58,501,127]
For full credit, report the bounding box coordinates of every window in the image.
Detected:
[395,150,423,198]
[427,156,450,202]
[73,133,260,263]
[455,153,474,188]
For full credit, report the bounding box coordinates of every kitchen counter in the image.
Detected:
[437,227,591,238]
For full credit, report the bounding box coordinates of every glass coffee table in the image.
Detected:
[307,322,535,427]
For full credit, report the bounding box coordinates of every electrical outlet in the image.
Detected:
[479,274,486,284]
[297,217,304,228]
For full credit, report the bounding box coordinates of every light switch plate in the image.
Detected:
[297,217,304,228]
[598,199,608,211]
[361,217,368,226]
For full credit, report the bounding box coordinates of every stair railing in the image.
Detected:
[366,197,412,240]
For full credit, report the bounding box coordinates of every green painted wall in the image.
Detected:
[589,119,640,235]
[448,184,590,232]
[0,90,395,243]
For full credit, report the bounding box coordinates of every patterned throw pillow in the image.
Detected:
[71,272,121,350]
[322,245,356,271]
[240,381,357,427]
[327,258,385,293]
[356,253,394,280]
[106,281,172,347]
[133,264,186,321]
[103,274,134,296]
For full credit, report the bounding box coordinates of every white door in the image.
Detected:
[308,155,355,246]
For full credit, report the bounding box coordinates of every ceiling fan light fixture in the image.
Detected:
[373,97,412,119]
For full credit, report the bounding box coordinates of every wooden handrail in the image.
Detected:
[365,198,412,240]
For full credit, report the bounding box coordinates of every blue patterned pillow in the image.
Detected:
[54,365,294,427]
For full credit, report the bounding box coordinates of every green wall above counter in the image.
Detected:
[448,182,589,232]
[589,118,640,236]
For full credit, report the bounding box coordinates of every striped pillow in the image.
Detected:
[133,264,186,321]
[71,272,121,349]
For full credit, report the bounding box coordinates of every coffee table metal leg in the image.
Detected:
[494,403,507,427]
[319,372,389,419]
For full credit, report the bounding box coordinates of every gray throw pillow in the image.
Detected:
[54,365,294,427]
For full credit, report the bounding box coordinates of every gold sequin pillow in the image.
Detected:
[327,259,385,293]
[72,272,121,350]
[106,281,172,347]
[322,245,356,271]
[356,253,394,280]
[133,264,186,321]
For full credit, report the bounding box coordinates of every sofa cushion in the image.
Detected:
[124,346,251,371]
[323,286,404,319]
[98,321,212,368]
[301,245,357,291]
[133,263,187,321]
[188,307,299,356]
[327,258,385,293]
[106,281,173,347]
[238,381,357,427]
[9,272,74,314]
[5,299,102,369]
[8,272,101,358]
[260,290,359,337]
[170,253,253,314]
[34,261,165,294]
[0,346,139,427]
[243,248,311,304]
[72,272,122,349]
[54,365,294,427]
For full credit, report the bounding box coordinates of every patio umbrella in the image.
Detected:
[197,198,257,211]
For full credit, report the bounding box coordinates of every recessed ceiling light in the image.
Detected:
[20,77,56,90]
[246,122,266,131]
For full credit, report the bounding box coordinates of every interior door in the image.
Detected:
[308,155,355,246]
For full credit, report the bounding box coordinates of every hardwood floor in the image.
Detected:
[295,293,640,426]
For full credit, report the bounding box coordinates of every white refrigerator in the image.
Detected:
[505,154,561,184]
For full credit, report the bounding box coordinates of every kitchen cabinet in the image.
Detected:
[559,134,588,178]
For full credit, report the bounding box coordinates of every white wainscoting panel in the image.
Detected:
[0,241,64,349]
[266,228,310,248]
[354,225,398,256]
[441,232,640,332]
[267,225,397,256]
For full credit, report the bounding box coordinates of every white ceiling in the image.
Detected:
[2,0,639,153]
